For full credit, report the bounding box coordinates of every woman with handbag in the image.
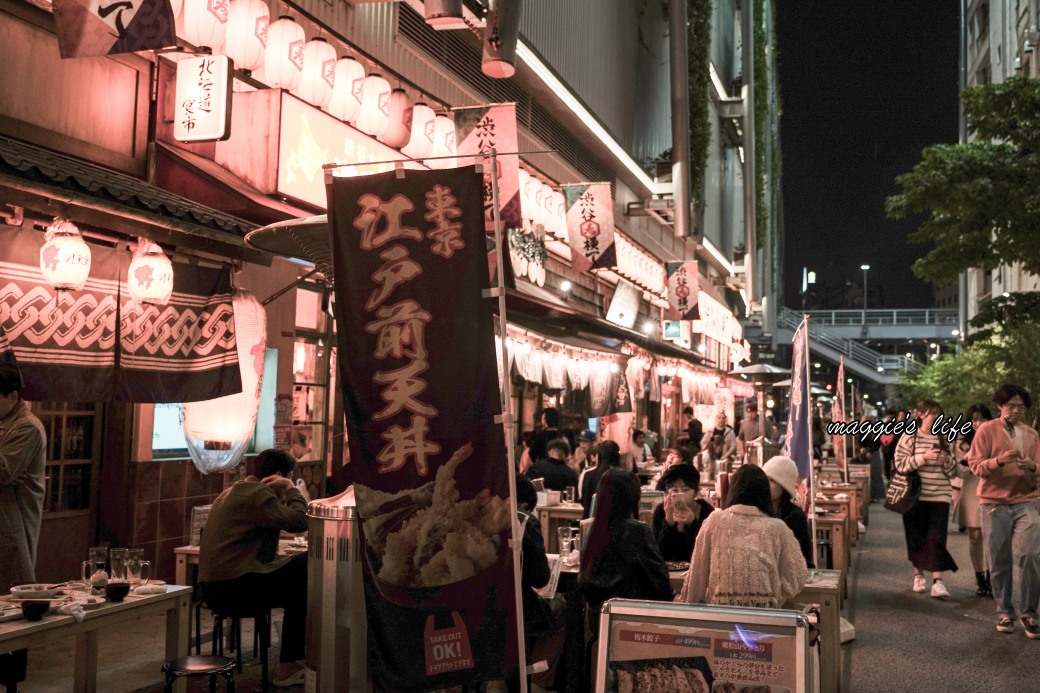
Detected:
[894,399,960,598]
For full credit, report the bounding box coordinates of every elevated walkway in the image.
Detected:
[796,308,959,341]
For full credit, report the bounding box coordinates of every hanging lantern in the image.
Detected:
[482,0,522,79]
[170,0,184,20]
[424,0,462,26]
[355,73,391,137]
[292,38,337,108]
[424,114,457,169]
[264,16,305,90]
[517,168,531,220]
[40,218,91,291]
[401,102,436,159]
[532,181,551,228]
[182,288,267,474]
[552,190,567,236]
[182,0,230,51]
[378,89,413,149]
[224,0,268,73]
[543,189,563,236]
[326,56,365,123]
[127,239,174,306]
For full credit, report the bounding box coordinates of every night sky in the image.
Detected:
[776,1,961,309]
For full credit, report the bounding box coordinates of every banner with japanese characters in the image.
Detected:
[453,103,521,233]
[563,182,617,274]
[665,261,700,321]
[326,166,518,691]
[53,0,176,59]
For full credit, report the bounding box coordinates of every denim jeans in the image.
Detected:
[980,502,1040,619]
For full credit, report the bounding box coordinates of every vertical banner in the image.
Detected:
[782,318,812,488]
[665,261,700,320]
[562,183,617,273]
[453,103,520,232]
[326,166,518,690]
[834,357,847,475]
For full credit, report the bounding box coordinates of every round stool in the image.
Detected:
[162,655,236,692]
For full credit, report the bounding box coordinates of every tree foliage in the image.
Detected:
[885,77,1040,286]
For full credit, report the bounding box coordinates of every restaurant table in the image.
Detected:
[174,538,304,587]
[787,569,842,693]
[0,585,191,693]
[848,464,871,526]
[820,484,862,544]
[535,503,583,554]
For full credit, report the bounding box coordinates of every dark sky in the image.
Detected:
[777,1,961,309]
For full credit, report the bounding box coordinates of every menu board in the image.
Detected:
[595,600,811,693]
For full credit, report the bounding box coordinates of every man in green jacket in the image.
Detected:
[200,448,308,686]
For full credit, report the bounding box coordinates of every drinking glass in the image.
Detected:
[82,546,109,592]
[127,548,151,586]
[109,548,129,583]
[557,527,572,556]
[562,487,575,503]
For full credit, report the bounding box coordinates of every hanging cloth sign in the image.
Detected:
[326,166,519,690]
[666,260,700,320]
[562,182,617,273]
[53,0,176,59]
[453,103,521,232]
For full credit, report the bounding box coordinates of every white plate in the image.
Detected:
[4,593,61,602]
[67,595,107,609]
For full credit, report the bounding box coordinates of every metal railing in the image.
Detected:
[778,308,922,374]
[802,309,958,327]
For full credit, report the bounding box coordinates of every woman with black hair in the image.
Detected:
[580,439,622,519]
[578,470,673,635]
[954,404,994,596]
[762,455,814,568]
[680,465,807,608]
[652,464,714,562]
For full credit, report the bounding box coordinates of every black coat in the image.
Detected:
[526,457,578,492]
[651,499,715,563]
[777,497,815,568]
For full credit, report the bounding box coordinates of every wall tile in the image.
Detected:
[133,501,159,546]
[135,462,162,502]
[158,498,186,540]
[159,460,187,499]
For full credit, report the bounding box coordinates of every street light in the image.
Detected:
[860,264,870,324]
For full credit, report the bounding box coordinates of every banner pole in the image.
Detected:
[804,315,818,569]
[488,148,529,693]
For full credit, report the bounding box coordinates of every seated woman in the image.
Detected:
[580,440,622,519]
[578,470,673,635]
[680,464,808,608]
[762,455,815,568]
[652,464,715,562]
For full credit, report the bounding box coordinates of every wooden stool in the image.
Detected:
[161,655,235,692]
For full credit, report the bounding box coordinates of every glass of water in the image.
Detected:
[557,526,572,556]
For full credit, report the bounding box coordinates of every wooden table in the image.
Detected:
[175,539,304,587]
[848,464,871,526]
[787,569,842,693]
[0,586,191,693]
[814,512,848,604]
[535,503,583,554]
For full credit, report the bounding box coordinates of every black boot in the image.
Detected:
[976,571,992,598]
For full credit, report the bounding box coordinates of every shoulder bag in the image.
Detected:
[884,435,921,513]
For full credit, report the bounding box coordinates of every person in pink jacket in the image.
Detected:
[967,384,1040,639]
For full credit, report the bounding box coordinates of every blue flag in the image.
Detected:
[782,318,812,482]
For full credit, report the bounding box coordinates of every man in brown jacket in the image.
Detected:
[200,448,308,685]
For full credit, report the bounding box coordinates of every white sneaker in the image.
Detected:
[931,580,950,599]
[913,574,926,593]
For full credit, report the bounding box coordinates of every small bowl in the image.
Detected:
[20,600,51,621]
[11,584,59,599]
[104,582,131,603]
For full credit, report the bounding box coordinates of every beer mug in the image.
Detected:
[127,548,152,586]
[108,548,129,583]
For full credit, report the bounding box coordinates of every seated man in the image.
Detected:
[526,438,578,494]
[199,449,308,687]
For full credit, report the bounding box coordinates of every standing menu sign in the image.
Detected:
[326,166,518,690]
[595,599,812,692]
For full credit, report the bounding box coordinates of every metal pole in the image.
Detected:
[668,0,692,239]
[489,148,529,693]
[741,0,756,299]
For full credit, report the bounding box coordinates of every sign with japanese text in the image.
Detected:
[326,166,518,690]
[453,104,521,232]
[53,0,176,58]
[666,261,700,320]
[782,317,813,488]
[174,55,234,143]
[562,183,617,274]
[693,290,740,345]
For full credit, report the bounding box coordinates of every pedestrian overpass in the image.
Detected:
[771,307,959,385]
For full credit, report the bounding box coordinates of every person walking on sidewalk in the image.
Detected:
[967,384,1040,638]
[894,400,959,599]
[953,403,993,597]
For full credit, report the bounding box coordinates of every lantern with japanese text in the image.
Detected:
[181,288,267,474]
[224,0,268,73]
[292,38,337,108]
[378,89,413,149]
[127,238,174,305]
[543,189,564,237]
[482,0,521,78]
[424,114,457,169]
[517,168,531,219]
[182,0,229,51]
[40,218,91,291]
[355,73,391,137]
[552,190,567,236]
[521,172,540,222]
[401,101,436,159]
[533,181,552,229]
[327,56,365,123]
[264,16,305,90]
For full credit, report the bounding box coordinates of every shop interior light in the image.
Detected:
[559,280,571,293]
[127,238,174,305]
[40,218,91,291]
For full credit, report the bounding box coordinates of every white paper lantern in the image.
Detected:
[224,0,268,73]
[264,16,305,90]
[182,0,229,51]
[533,182,551,228]
[127,238,174,305]
[521,173,539,221]
[182,288,267,474]
[424,114,457,169]
[326,56,365,123]
[552,190,567,236]
[40,218,91,291]
[378,89,413,149]
[517,169,531,220]
[170,0,184,20]
[401,102,436,159]
[292,38,337,108]
[355,73,391,137]
[543,189,563,236]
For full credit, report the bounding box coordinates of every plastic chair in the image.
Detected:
[161,655,235,692]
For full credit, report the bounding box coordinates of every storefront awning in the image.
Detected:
[0,135,268,263]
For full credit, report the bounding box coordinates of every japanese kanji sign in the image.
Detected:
[53,0,176,59]
[562,182,617,274]
[174,55,234,143]
[452,103,521,232]
[326,166,518,691]
[666,260,700,321]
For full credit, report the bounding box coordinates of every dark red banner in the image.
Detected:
[327,166,518,691]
